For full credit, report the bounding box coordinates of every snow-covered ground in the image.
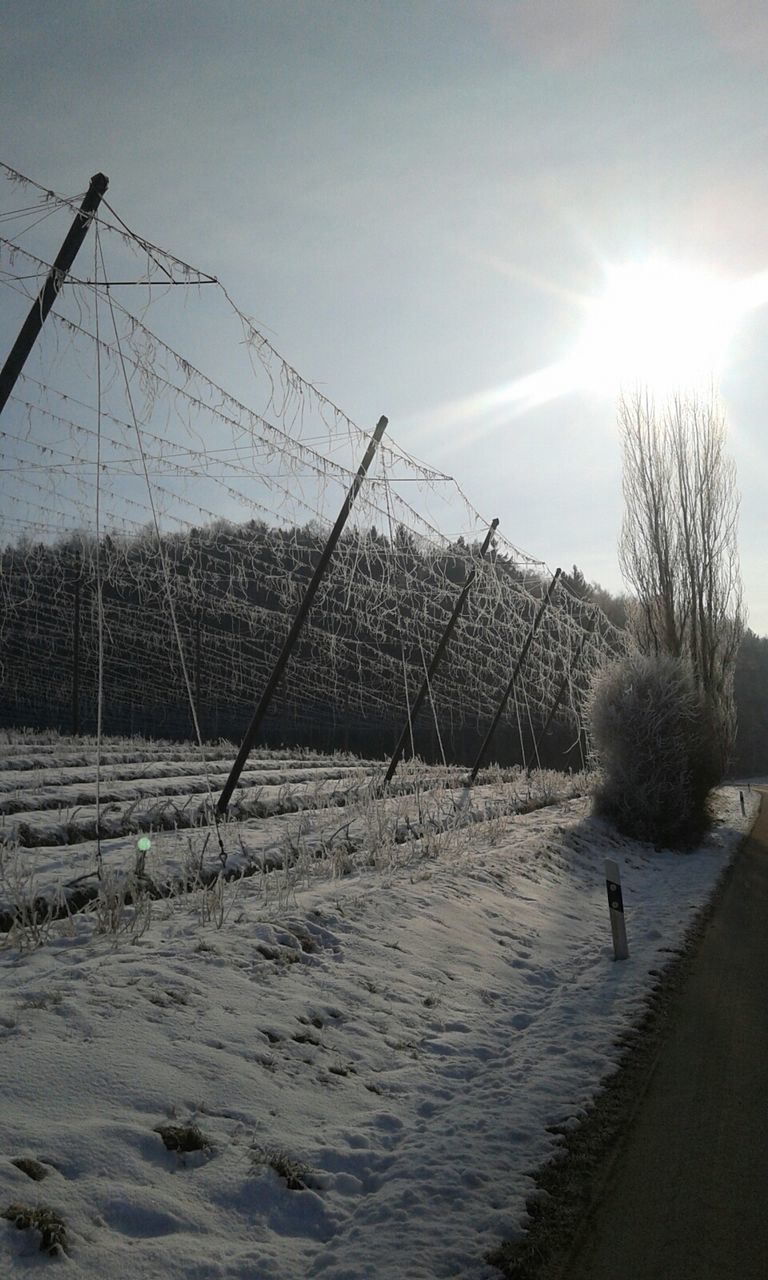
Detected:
[0,739,758,1278]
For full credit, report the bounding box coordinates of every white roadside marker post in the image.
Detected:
[605,858,629,961]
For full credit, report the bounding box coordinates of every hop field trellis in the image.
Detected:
[0,164,625,774]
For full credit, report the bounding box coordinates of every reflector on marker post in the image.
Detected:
[605,857,629,961]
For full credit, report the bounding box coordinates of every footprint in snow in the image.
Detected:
[511,1012,533,1030]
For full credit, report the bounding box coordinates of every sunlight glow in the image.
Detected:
[569,259,744,396]
[406,256,768,451]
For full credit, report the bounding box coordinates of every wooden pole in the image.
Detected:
[467,568,561,784]
[383,518,499,786]
[0,172,109,419]
[530,613,596,770]
[217,415,388,814]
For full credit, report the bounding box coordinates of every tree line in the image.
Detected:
[0,519,592,770]
[3,504,763,777]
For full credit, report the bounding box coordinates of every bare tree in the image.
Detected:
[619,389,744,769]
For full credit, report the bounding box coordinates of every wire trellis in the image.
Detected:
[0,164,626,768]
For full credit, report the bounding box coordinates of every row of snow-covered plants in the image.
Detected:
[0,730,588,929]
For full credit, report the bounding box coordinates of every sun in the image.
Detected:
[405,253,768,452]
[570,258,743,396]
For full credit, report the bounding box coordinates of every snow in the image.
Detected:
[0,752,758,1278]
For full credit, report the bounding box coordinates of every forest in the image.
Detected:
[0,520,610,772]
[1,521,764,777]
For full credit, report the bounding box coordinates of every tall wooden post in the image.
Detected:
[468,568,561,784]
[0,173,109,419]
[530,613,596,770]
[383,518,499,786]
[217,415,388,814]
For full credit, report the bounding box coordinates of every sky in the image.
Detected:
[2,0,768,632]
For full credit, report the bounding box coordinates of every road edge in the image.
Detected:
[487,793,762,1280]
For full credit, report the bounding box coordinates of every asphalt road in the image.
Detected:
[563,791,768,1280]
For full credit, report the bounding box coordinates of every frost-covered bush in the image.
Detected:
[588,651,720,847]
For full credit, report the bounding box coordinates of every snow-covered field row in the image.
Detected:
[1,774,375,849]
[0,738,586,911]
[0,736,358,772]
[0,737,386,850]
[0,757,365,796]
[1,771,588,924]
[0,764,370,818]
[1,778,564,912]
[0,743,236,771]
[0,768,758,1279]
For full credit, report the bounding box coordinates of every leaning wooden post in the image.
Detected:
[217,415,388,814]
[605,858,629,960]
[0,172,109,419]
[530,613,596,771]
[383,518,499,787]
[467,568,561,784]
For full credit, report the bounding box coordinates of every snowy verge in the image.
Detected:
[0,786,757,1279]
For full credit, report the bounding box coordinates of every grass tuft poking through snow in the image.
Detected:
[154,1122,212,1155]
[10,1157,50,1182]
[2,1202,68,1255]
[250,1145,316,1191]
